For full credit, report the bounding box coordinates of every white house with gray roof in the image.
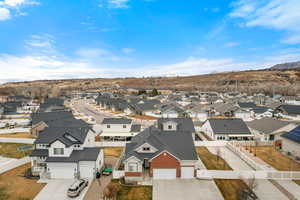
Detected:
[100,118,141,141]
[246,117,297,141]
[30,126,103,179]
[202,118,254,141]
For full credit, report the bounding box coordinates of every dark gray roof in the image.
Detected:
[46,148,100,162]
[102,118,132,124]
[208,118,251,135]
[35,127,92,146]
[247,117,291,135]
[157,118,196,133]
[124,126,198,162]
[251,106,271,114]
[238,102,257,109]
[281,126,300,144]
[31,111,74,126]
[276,105,300,115]
[130,124,141,132]
[30,149,49,157]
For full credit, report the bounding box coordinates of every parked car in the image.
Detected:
[102,164,113,176]
[67,179,89,198]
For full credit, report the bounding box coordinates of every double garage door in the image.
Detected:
[48,163,76,179]
[153,167,194,180]
[153,169,176,180]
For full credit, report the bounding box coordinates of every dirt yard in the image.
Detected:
[197,147,249,200]
[111,180,152,200]
[0,163,45,200]
[250,146,300,185]
[0,143,33,158]
[127,115,157,120]
[104,147,124,158]
[0,133,34,139]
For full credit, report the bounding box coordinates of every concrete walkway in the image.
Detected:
[0,156,30,174]
[207,146,290,200]
[153,179,224,200]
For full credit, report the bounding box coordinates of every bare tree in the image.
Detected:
[103,182,119,200]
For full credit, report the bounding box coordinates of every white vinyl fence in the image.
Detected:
[0,128,30,134]
[94,141,127,147]
[0,137,35,144]
[194,141,228,147]
[196,170,300,180]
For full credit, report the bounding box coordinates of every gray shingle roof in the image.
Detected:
[157,118,196,133]
[208,118,251,135]
[45,147,100,162]
[102,118,132,124]
[30,149,49,157]
[130,124,141,132]
[247,117,291,135]
[34,127,92,146]
[124,126,198,162]
[276,105,300,115]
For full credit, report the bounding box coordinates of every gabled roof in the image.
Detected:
[102,118,132,124]
[207,118,251,135]
[31,111,74,126]
[276,105,300,115]
[238,102,257,109]
[157,118,196,133]
[281,126,300,144]
[247,117,292,135]
[124,126,198,162]
[34,127,92,146]
[45,147,100,162]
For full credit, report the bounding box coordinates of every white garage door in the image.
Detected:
[50,166,75,179]
[80,164,94,178]
[153,169,176,180]
[181,167,194,179]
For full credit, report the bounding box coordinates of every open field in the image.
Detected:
[250,146,300,185]
[0,163,45,200]
[0,143,33,158]
[104,147,124,158]
[0,133,34,139]
[197,147,249,200]
[111,180,152,200]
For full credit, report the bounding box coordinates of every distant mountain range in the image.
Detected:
[270,61,300,70]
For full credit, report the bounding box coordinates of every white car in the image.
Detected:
[67,179,89,198]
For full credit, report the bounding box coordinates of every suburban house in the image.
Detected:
[0,101,23,115]
[237,102,257,111]
[274,105,300,120]
[159,104,185,118]
[202,118,253,140]
[157,118,196,140]
[280,96,300,105]
[130,99,161,116]
[0,104,4,116]
[30,109,91,137]
[38,98,69,113]
[280,126,300,158]
[30,126,103,179]
[251,106,273,119]
[247,117,297,141]
[186,105,209,122]
[122,126,198,181]
[100,118,141,141]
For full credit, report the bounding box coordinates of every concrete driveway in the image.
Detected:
[34,179,92,200]
[153,179,224,200]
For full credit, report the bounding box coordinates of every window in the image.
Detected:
[168,125,172,130]
[123,125,127,128]
[128,163,138,172]
[143,147,150,151]
[53,148,64,155]
[107,125,111,128]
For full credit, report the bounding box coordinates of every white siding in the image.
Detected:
[47,162,77,179]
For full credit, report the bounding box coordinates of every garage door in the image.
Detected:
[153,169,176,180]
[80,164,94,178]
[181,167,194,179]
[50,166,75,179]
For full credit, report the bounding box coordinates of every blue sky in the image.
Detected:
[1,0,300,82]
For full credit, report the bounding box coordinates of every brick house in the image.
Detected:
[122,125,198,182]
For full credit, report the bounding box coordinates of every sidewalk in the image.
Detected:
[0,156,30,174]
[207,146,290,200]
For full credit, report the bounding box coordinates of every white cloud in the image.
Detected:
[230,0,300,44]
[108,0,130,9]
[1,50,300,83]
[76,48,121,61]
[224,42,240,47]
[0,7,10,20]
[0,0,39,21]
[122,48,135,54]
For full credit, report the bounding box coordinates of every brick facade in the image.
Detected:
[149,152,181,177]
[125,172,142,177]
